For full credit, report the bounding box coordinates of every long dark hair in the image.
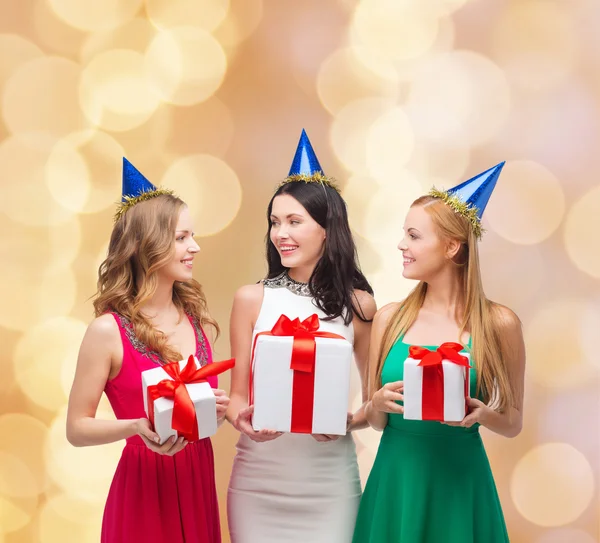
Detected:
[265,181,373,325]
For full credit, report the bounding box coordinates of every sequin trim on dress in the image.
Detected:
[115,313,209,366]
[261,271,312,297]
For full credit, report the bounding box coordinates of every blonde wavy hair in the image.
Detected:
[94,194,219,363]
[371,195,518,412]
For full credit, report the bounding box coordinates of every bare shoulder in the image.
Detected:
[352,289,377,321]
[79,313,122,365]
[231,284,264,327]
[233,283,264,306]
[86,313,121,341]
[374,302,401,326]
[491,303,522,331]
[366,302,401,339]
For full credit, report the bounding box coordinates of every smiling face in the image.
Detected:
[157,206,200,283]
[269,194,326,272]
[399,204,457,281]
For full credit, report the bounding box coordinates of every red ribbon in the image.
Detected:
[249,314,345,433]
[147,355,235,441]
[408,342,470,421]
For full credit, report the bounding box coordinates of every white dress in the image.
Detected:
[227,273,362,543]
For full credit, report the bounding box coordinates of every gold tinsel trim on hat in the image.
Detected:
[114,188,175,222]
[428,187,484,239]
[276,172,341,193]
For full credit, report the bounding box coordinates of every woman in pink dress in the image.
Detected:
[66,158,229,542]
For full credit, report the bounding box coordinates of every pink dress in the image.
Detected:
[102,312,220,543]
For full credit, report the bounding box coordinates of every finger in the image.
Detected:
[239,405,254,419]
[461,415,477,427]
[252,431,281,442]
[140,434,161,451]
[240,419,268,438]
[258,429,281,437]
[237,419,256,435]
[215,396,230,404]
[212,389,227,397]
[385,381,404,390]
[385,391,404,402]
[237,409,252,422]
[217,402,228,412]
[159,436,178,453]
[166,438,184,455]
[140,428,161,444]
[385,401,404,414]
[467,397,484,408]
[172,438,188,455]
[166,441,186,456]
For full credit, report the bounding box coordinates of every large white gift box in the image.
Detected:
[251,330,352,436]
[142,356,217,444]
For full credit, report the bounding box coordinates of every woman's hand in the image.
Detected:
[136,418,188,455]
[441,397,491,428]
[234,405,282,443]
[311,412,353,441]
[213,389,230,426]
[371,381,404,414]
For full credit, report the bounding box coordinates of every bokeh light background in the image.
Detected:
[0,0,598,541]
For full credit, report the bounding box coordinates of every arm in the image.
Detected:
[66,315,154,446]
[225,284,262,425]
[225,284,281,441]
[347,290,377,432]
[364,303,404,431]
[462,306,526,438]
[66,314,187,455]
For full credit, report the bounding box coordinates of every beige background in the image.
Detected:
[0,0,599,541]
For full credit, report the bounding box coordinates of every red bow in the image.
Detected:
[250,314,345,433]
[408,343,470,421]
[270,314,322,373]
[148,355,235,441]
[409,342,470,368]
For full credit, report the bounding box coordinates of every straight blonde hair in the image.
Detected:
[370,195,517,412]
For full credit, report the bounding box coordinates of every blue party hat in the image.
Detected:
[115,158,174,222]
[122,157,157,201]
[277,130,340,193]
[429,162,505,238]
[288,129,324,177]
[447,162,504,220]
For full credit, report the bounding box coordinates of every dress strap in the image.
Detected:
[110,312,130,347]
[187,314,212,367]
[110,312,163,365]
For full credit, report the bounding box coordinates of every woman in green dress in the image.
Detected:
[353,163,525,543]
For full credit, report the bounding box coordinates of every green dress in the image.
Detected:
[352,339,509,543]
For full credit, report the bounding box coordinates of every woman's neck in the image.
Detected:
[139,280,178,319]
[286,265,315,284]
[422,269,465,321]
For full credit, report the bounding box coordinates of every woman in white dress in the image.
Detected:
[226,130,376,543]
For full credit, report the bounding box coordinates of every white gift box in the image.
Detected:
[403,353,470,422]
[251,335,352,435]
[141,356,217,444]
